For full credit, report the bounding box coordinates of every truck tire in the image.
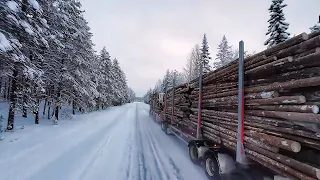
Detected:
[203,152,220,180]
[161,122,169,135]
[188,143,201,164]
[164,122,171,135]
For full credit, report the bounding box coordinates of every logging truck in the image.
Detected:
[149,91,272,180]
[148,31,320,180]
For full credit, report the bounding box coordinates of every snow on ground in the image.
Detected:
[0,103,207,180]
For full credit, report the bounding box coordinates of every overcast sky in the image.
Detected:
[80,0,319,96]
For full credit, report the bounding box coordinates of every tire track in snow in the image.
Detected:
[139,104,184,180]
[76,105,134,180]
[137,104,172,180]
[146,131,170,180]
[168,157,184,180]
[7,108,126,180]
[77,136,111,180]
[135,103,147,180]
[125,136,133,179]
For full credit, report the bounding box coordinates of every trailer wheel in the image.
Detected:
[188,143,201,164]
[203,152,220,180]
[161,121,166,131]
[161,122,170,135]
[164,122,171,135]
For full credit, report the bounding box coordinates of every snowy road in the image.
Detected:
[0,103,207,180]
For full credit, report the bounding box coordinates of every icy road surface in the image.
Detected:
[0,103,207,180]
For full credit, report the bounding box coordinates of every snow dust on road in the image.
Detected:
[0,103,207,180]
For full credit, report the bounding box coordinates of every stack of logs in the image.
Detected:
[160,30,320,179]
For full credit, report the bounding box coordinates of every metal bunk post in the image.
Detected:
[196,62,203,140]
[236,40,248,165]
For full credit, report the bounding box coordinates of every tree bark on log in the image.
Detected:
[246,105,319,114]
[246,154,299,180]
[245,143,320,179]
[203,126,313,179]
[245,130,301,152]
[273,35,320,60]
[245,149,315,180]
[246,110,320,123]
[263,33,309,57]
[246,95,306,105]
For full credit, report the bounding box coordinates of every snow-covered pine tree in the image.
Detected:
[214,35,233,69]
[1,0,129,128]
[112,58,128,105]
[119,70,129,104]
[154,79,162,93]
[173,70,186,86]
[232,48,239,61]
[143,88,152,104]
[310,16,320,33]
[97,47,114,108]
[200,34,211,74]
[47,0,98,118]
[161,69,171,92]
[1,0,50,130]
[127,88,135,103]
[264,0,290,47]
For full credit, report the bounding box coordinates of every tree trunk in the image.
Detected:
[22,108,27,118]
[72,100,75,115]
[47,100,51,119]
[34,100,39,124]
[51,106,54,118]
[3,80,7,99]
[7,67,18,131]
[55,105,59,121]
[22,86,27,118]
[0,77,2,95]
[43,98,47,116]
[7,77,11,100]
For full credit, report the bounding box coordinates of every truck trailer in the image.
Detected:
[148,30,320,180]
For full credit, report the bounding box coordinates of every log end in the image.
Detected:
[302,32,309,40]
[317,170,320,180]
[313,105,320,114]
[290,142,301,153]
[316,47,320,53]
[299,96,307,104]
[272,56,277,60]
[287,56,294,62]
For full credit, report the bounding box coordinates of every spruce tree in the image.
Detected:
[264,0,290,47]
[200,34,211,74]
[97,47,114,108]
[214,35,233,69]
[310,16,320,33]
[0,0,134,128]
[1,0,50,130]
[161,69,171,91]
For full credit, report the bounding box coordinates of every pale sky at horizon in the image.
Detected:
[80,0,320,97]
